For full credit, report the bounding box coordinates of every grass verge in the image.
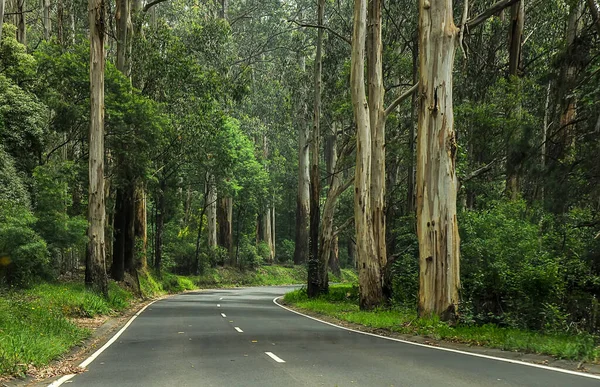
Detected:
[0,282,133,377]
[283,284,600,362]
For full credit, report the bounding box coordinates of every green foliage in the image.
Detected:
[0,200,49,286]
[32,161,87,254]
[277,239,295,263]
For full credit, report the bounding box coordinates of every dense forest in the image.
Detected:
[1,0,600,341]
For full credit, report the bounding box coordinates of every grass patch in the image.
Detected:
[283,285,600,362]
[0,282,133,377]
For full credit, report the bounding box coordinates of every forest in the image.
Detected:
[1,0,600,378]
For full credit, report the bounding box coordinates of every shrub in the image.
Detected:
[277,239,294,263]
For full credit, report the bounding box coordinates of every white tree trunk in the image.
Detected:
[367,0,387,274]
[43,0,51,40]
[86,0,108,296]
[351,0,383,309]
[416,0,460,321]
[0,0,5,43]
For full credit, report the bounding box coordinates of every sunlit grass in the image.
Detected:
[0,282,133,377]
[284,285,600,362]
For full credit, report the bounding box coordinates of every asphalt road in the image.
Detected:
[62,286,600,387]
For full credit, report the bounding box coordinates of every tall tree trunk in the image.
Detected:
[57,0,64,45]
[323,128,341,277]
[70,0,75,45]
[86,0,108,296]
[293,56,310,265]
[416,0,460,321]
[154,181,165,274]
[350,0,383,310]
[112,188,125,281]
[116,0,131,77]
[218,196,233,262]
[505,0,524,199]
[0,0,5,45]
[134,183,147,269]
[307,0,326,298]
[16,0,25,45]
[406,40,418,215]
[207,174,217,249]
[367,0,387,279]
[123,185,135,274]
[43,0,51,40]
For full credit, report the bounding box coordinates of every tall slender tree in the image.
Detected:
[86,0,108,296]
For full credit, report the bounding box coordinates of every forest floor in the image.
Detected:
[283,285,600,368]
[0,265,355,382]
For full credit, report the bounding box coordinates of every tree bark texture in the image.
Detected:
[134,182,147,269]
[218,196,233,261]
[416,0,460,321]
[207,174,217,249]
[16,0,25,45]
[323,130,341,277]
[505,0,524,200]
[111,188,125,281]
[0,0,5,49]
[307,0,326,298]
[367,0,387,277]
[350,0,383,309]
[154,181,165,273]
[293,101,310,265]
[86,0,108,296]
[42,0,51,40]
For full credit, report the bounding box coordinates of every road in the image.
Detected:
[62,286,600,387]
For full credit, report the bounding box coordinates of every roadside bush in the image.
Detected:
[0,200,49,286]
[238,235,261,269]
[277,239,294,263]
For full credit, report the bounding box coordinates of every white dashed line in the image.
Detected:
[219,297,223,300]
[221,313,227,318]
[265,352,285,363]
[234,327,243,333]
[217,304,221,307]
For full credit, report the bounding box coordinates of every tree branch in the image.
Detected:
[462,157,506,182]
[143,0,168,12]
[463,0,520,30]
[333,216,354,237]
[384,83,419,118]
[287,20,351,45]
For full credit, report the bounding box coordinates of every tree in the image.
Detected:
[307,0,326,298]
[85,0,108,296]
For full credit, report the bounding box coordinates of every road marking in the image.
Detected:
[219,297,223,300]
[273,297,600,381]
[221,313,227,318]
[217,304,221,307]
[234,327,243,333]
[265,352,286,363]
[48,299,159,387]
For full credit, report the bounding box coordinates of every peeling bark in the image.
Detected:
[416,0,460,321]
[86,0,108,296]
[351,0,383,309]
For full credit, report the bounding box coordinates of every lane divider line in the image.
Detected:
[217,304,221,307]
[234,327,244,333]
[48,299,159,387]
[265,352,286,363]
[221,313,227,318]
[273,296,600,381]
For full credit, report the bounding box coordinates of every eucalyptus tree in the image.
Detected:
[86,0,108,296]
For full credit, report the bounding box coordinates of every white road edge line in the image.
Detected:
[265,351,286,363]
[221,312,227,318]
[234,327,244,333]
[48,299,159,387]
[273,296,600,381]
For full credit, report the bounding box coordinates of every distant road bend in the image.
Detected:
[54,286,600,387]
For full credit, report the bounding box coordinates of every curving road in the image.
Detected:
[57,286,600,387]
